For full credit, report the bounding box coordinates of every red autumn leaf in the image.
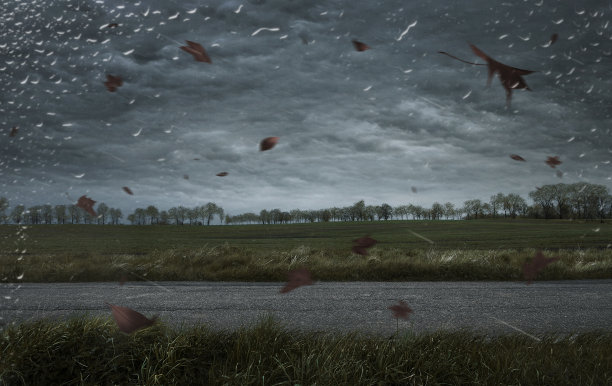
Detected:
[107,23,119,28]
[260,136,279,151]
[193,158,201,160]
[280,268,313,293]
[545,156,561,168]
[522,250,560,284]
[122,186,134,195]
[388,300,412,320]
[183,174,189,180]
[9,126,18,137]
[105,302,157,333]
[104,74,123,92]
[352,235,377,256]
[439,44,536,107]
[216,172,229,177]
[77,195,96,217]
[180,40,211,63]
[549,33,559,45]
[510,154,526,161]
[352,39,370,52]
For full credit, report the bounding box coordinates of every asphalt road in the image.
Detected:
[1,280,611,337]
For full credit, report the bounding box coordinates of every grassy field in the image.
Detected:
[1,219,610,254]
[1,219,611,282]
[1,316,610,385]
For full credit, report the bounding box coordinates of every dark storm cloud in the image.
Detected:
[0,0,610,216]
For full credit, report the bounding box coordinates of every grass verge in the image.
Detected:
[2,246,611,282]
[1,316,610,385]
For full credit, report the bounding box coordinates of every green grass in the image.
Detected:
[1,316,610,385]
[1,220,611,282]
[1,219,610,255]
[2,245,611,282]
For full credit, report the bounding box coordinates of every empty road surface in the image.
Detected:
[1,280,611,337]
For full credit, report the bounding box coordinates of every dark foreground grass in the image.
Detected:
[1,316,610,385]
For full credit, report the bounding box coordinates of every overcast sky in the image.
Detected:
[1,0,610,217]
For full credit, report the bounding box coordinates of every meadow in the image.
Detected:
[1,316,610,385]
[1,219,611,282]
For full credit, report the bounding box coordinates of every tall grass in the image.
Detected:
[1,316,610,385]
[2,245,611,282]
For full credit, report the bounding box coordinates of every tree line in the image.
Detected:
[0,183,609,225]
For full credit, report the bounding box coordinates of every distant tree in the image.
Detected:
[364,205,376,221]
[97,203,109,224]
[462,199,482,219]
[10,205,25,224]
[127,213,136,225]
[0,197,8,223]
[187,208,198,225]
[376,203,393,220]
[444,202,455,220]
[159,210,169,225]
[54,205,67,224]
[321,209,331,222]
[145,205,159,224]
[27,206,41,224]
[431,202,444,220]
[490,193,504,218]
[41,205,53,224]
[68,205,80,224]
[109,208,123,224]
[260,209,269,224]
[505,193,526,218]
[529,186,556,219]
[351,200,366,221]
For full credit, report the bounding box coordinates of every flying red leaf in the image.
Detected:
[510,154,526,161]
[105,302,156,333]
[180,40,211,63]
[216,172,229,177]
[280,268,313,293]
[260,136,279,151]
[122,186,134,195]
[77,195,96,217]
[352,39,370,52]
[545,156,561,168]
[549,33,559,45]
[352,235,377,256]
[439,44,536,106]
[9,126,18,137]
[522,250,560,284]
[107,23,119,28]
[388,300,412,320]
[183,174,189,180]
[104,74,123,92]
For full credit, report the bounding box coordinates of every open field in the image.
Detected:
[1,220,611,282]
[1,316,610,385]
[1,219,611,254]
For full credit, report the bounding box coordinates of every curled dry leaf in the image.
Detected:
[352,39,370,51]
[510,154,526,161]
[352,235,377,256]
[122,186,134,195]
[104,74,123,92]
[523,250,560,284]
[260,136,279,151]
[105,302,157,333]
[216,172,229,177]
[77,195,96,217]
[180,40,211,63]
[9,126,18,137]
[549,33,559,45]
[388,300,412,320]
[280,268,313,293]
[439,44,535,106]
[107,23,119,28]
[545,156,561,168]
